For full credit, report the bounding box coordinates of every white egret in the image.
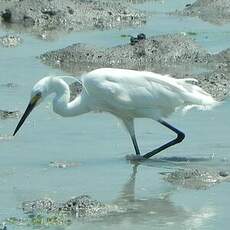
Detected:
[13,68,218,159]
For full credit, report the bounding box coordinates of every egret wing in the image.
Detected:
[82,68,216,118]
[82,69,182,118]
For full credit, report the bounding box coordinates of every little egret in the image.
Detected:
[13,68,218,159]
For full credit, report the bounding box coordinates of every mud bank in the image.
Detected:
[163,168,230,189]
[6,195,122,227]
[40,33,212,74]
[0,0,146,39]
[177,0,230,24]
[40,33,230,100]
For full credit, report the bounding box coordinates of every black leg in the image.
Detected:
[142,119,185,159]
[131,135,140,155]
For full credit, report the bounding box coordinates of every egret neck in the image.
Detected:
[51,78,90,117]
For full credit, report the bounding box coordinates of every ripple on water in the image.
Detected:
[48,160,80,168]
[0,135,13,141]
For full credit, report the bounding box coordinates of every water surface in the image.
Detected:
[0,0,230,229]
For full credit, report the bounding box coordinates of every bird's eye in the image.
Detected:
[36,92,42,97]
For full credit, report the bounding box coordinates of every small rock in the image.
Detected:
[137,33,146,40]
[0,110,21,119]
[130,33,146,45]
[219,171,229,177]
[49,161,79,168]
[23,15,35,26]
[1,9,12,23]
[130,36,139,45]
[185,3,192,7]
[0,35,23,47]
[41,8,57,17]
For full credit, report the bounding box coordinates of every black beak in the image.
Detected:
[13,100,37,136]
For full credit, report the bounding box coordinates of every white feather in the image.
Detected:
[82,68,218,119]
[56,75,82,86]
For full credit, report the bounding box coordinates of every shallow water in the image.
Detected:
[0,0,230,229]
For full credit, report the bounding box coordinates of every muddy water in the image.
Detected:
[0,0,230,229]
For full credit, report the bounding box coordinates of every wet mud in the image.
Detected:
[0,0,146,39]
[40,33,230,100]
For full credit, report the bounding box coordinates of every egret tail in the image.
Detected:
[177,78,219,112]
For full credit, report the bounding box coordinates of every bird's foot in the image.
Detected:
[126,154,146,163]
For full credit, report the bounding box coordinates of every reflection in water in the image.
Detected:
[129,155,229,170]
[110,164,188,226]
[98,164,216,229]
[135,156,230,190]
[4,162,217,230]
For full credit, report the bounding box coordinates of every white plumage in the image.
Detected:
[82,68,217,119]
[13,68,218,159]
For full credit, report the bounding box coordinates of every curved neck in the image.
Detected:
[51,79,89,117]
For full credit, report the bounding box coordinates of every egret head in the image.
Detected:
[13,77,51,136]
[13,75,79,136]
